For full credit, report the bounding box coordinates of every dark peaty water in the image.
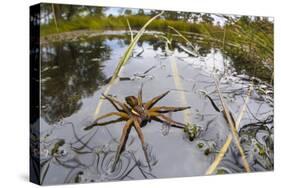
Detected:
[37,33,273,185]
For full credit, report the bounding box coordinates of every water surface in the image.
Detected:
[38,32,273,184]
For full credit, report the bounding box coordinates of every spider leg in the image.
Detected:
[84,112,129,130]
[144,91,170,110]
[150,112,185,129]
[111,118,134,172]
[137,83,143,106]
[84,118,126,130]
[102,94,123,112]
[95,112,129,122]
[102,94,130,113]
[133,117,152,171]
[149,106,190,113]
[152,116,184,129]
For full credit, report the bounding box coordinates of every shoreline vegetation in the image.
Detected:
[40,4,273,83]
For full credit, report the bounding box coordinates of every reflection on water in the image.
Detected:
[39,33,273,185]
[41,39,111,124]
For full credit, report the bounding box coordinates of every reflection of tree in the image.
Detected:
[41,38,111,124]
[143,37,212,56]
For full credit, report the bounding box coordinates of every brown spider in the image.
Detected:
[84,84,190,171]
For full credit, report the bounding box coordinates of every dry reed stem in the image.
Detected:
[205,82,252,175]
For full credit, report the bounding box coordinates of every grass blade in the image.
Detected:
[168,26,199,57]
[93,11,164,119]
[126,19,134,43]
[110,11,164,82]
[205,135,232,175]
[205,80,252,175]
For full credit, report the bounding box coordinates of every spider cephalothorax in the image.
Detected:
[85,84,190,171]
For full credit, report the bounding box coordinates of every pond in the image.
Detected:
[37,31,273,185]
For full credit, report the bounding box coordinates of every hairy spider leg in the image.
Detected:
[133,117,152,170]
[144,91,170,110]
[111,118,134,172]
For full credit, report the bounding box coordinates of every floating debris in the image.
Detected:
[177,43,199,57]
[183,123,202,141]
[239,123,274,170]
[196,139,217,156]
